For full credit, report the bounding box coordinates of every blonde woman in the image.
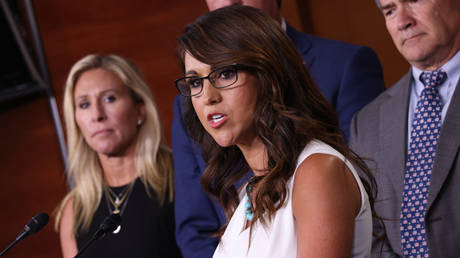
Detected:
[55,54,181,258]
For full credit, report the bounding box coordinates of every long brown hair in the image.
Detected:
[176,5,376,236]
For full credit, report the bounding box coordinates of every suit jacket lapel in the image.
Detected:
[427,78,460,211]
[380,71,412,201]
[285,24,314,68]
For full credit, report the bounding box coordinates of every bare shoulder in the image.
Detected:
[294,153,350,188]
[59,197,78,258]
[292,153,361,217]
[60,197,74,227]
[292,153,362,257]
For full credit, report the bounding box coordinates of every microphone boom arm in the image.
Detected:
[0,213,49,257]
[74,213,121,258]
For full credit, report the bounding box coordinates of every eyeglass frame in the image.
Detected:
[174,64,246,97]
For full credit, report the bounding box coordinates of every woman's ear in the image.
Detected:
[137,103,146,126]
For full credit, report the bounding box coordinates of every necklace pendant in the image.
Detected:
[113,225,121,234]
[114,197,120,205]
[113,208,120,214]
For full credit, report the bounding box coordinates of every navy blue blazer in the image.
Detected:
[172,25,385,258]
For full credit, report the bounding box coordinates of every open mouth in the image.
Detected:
[210,114,225,123]
[207,113,227,128]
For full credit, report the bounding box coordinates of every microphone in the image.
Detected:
[0,212,49,257]
[74,213,121,258]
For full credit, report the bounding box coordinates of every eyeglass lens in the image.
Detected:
[177,65,238,96]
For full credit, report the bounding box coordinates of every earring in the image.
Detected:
[137,119,142,125]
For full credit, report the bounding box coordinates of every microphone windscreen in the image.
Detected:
[25,212,49,234]
[100,213,121,233]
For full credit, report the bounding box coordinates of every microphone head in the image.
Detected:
[99,213,121,234]
[24,212,49,234]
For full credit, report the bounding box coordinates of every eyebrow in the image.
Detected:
[185,65,222,77]
[380,1,396,11]
[185,70,198,76]
[74,89,118,100]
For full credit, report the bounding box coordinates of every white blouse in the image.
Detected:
[213,140,372,258]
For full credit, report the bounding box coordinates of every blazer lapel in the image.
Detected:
[427,79,460,211]
[379,71,412,201]
[285,24,314,68]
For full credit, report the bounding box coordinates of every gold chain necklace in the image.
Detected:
[104,182,134,214]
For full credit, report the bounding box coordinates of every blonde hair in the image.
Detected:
[55,54,174,235]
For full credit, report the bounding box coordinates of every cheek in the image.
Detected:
[191,99,207,127]
[75,113,89,136]
[108,101,138,123]
[117,110,139,136]
[76,120,95,147]
[234,87,258,123]
[241,80,258,109]
[240,98,257,123]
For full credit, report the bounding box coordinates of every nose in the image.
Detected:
[91,102,106,122]
[396,7,414,31]
[201,79,222,105]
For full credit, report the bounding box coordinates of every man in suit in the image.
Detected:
[173,1,385,257]
[350,0,460,257]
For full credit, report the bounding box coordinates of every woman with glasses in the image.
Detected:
[55,54,181,258]
[174,5,376,258]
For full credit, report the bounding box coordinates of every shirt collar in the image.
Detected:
[411,49,460,97]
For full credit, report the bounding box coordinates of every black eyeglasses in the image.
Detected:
[175,64,242,97]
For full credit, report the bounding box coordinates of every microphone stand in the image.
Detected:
[0,232,27,257]
[74,235,99,258]
[0,213,49,257]
[74,214,121,258]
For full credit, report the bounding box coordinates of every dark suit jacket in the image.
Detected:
[173,25,385,258]
[349,71,460,257]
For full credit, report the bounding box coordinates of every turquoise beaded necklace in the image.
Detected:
[244,176,263,221]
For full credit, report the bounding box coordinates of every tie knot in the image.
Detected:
[420,69,447,89]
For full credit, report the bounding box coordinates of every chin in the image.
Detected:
[98,149,119,157]
[402,46,434,65]
[93,144,122,157]
[89,136,137,157]
[214,140,233,148]
[212,135,236,148]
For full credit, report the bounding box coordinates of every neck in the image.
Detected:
[238,138,268,177]
[414,46,460,71]
[99,149,138,187]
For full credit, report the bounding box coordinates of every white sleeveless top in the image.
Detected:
[213,140,372,258]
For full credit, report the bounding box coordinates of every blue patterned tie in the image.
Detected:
[400,69,447,258]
